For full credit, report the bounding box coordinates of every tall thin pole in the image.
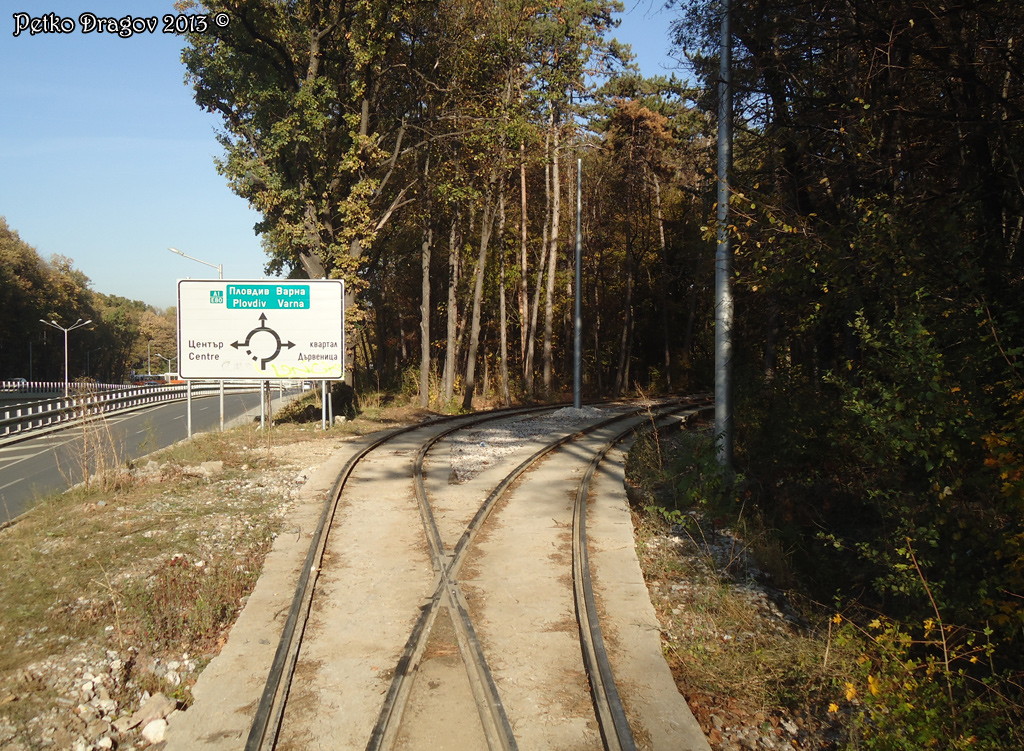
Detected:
[63,329,69,398]
[715,0,734,467]
[218,261,225,432]
[40,318,91,398]
[574,158,583,409]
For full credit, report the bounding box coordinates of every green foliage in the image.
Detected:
[626,425,738,525]
[0,217,161,382]
[669,430,732,512]
[830,615,1024,750]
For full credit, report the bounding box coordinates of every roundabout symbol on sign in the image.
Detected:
[231,313,296,370]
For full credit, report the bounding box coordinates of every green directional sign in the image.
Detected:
[226,283,310,310]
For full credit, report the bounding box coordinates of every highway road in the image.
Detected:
[0,389,299,525]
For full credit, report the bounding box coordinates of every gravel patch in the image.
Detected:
[448,406,608,481]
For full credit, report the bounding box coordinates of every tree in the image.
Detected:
[0,217,154,384]
[180,0,427,385]
[670,0,1024,655]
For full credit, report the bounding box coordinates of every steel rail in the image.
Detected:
[367,405,560,751]
[368,398,706,751]
[245,396,710,751]
[572,402,710,751]
[245,404,555,751]
[243,415,463,751]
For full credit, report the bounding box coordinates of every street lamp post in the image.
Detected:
[168,246,223,279]
[168,246,225,431]
[39,318,93,397]
[155,353,177,375]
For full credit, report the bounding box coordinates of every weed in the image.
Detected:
[634,504,848,719]
[121,548,267,652]
[54,412,135,493]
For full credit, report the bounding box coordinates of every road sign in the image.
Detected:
[177,279,345,380]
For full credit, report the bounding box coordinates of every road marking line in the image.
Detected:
[0,450,48,461]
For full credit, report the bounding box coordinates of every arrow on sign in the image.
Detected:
[230,314,294,370]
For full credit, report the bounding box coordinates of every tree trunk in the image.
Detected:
[344,237,363,388]
[498,189,511,406]
[525,123,552,397]
[614,258,634,396]
[419,227,433,407]
[542,115,561,397]
[681,284,699,373]
[443,218,460,402]
[519,143,529,367]
[653,172,672,391]
[462,182,498,411]
[615,192,634,396]
[483,349,490,397]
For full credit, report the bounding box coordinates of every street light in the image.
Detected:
[39,318,93,397]
[155,353,177,376]
[168,246,223,279]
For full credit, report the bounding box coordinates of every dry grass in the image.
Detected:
[625,427,858,749]
[0,399,429,727]
[0,438,279,673]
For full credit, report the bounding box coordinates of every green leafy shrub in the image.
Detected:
[831,614,1023,751]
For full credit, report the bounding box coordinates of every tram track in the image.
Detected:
[241,396,711,751]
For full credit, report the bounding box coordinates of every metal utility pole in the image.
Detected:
[574,158,583,409]
[715,0,734,468]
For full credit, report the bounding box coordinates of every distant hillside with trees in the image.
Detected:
[0,217,176,384]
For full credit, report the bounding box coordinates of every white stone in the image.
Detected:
[96,698,118,714]
[141,719,167,744]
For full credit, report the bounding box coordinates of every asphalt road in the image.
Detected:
[0,389,299,525]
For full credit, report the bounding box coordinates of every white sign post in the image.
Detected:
[177,279,345,382]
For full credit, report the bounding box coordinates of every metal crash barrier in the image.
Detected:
[0,380,269,444]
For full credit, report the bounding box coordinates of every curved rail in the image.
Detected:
[245,396,711,751]
[572,403,709,751]
[245,405,554,751]
[369,397,710,751]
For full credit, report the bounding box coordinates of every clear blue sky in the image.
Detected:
[1,0,686,311]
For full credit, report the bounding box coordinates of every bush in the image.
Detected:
[831,614,1023,751]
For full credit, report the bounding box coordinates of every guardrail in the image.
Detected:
[0,380,128,395]
[0,381,269,442]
